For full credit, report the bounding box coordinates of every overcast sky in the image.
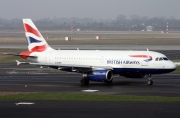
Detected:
[0,0,180,20]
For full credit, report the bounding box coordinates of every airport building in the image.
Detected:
[146,25,153,31]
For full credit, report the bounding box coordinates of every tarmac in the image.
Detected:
[0,66,180,96]
[0,49,180,118]
[0,101,179,118]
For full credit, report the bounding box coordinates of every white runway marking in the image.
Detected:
[15,102,35,106]
[82,89,99,92]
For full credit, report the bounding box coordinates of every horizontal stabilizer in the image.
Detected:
[3,53,37,58]
[16,60,30,66]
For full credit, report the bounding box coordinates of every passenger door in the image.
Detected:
[141,54,148,66]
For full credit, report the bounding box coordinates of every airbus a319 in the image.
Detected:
[15,19,177,85]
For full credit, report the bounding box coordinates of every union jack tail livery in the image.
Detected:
[23,19,52,52]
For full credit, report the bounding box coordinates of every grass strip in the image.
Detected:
[0,92,179,102]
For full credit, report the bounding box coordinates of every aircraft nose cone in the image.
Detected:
[169,62,176,71]
[171,62,177,69]
[165,61,176,73]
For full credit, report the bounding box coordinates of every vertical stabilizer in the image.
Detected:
[23,19,52,52]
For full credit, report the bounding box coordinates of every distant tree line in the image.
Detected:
[1,14,180,31]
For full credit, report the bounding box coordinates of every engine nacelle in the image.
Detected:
[120,73,145,78]
[84,70,113,82]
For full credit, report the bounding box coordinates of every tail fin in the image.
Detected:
[23,19,52,52]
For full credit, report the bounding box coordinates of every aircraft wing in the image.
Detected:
[16,60,114,70]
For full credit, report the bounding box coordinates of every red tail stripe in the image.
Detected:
[30,45,47,52]
[20,45,47,59]
[24,23,41,38]
[20,51,32,59]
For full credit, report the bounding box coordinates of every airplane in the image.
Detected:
[15,19,177,85]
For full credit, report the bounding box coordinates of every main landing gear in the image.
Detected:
[147,74,153,85]
[80,77,89,85]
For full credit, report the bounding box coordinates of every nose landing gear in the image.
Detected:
[80,74,89,85]
[147,74,153,85]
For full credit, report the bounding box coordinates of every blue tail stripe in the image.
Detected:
[28,37,42,44]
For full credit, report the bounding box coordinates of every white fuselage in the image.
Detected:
[31,50,176,75]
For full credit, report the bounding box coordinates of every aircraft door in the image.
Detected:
[141,54,148,66]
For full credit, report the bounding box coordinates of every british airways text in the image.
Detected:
[107,60,140,65]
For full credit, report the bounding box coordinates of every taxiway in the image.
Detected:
[0,49,180,118]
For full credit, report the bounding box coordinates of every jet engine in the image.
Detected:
[84,70,113,82]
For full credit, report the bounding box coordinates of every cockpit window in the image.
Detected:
[155,57,169,61]
[163,57,169,61]
[155,58,159,61]
[159,57,163,61]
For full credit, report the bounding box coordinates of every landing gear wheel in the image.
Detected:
[147,74,153,85]
[80,78,89,85]
[148,80,153,85]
